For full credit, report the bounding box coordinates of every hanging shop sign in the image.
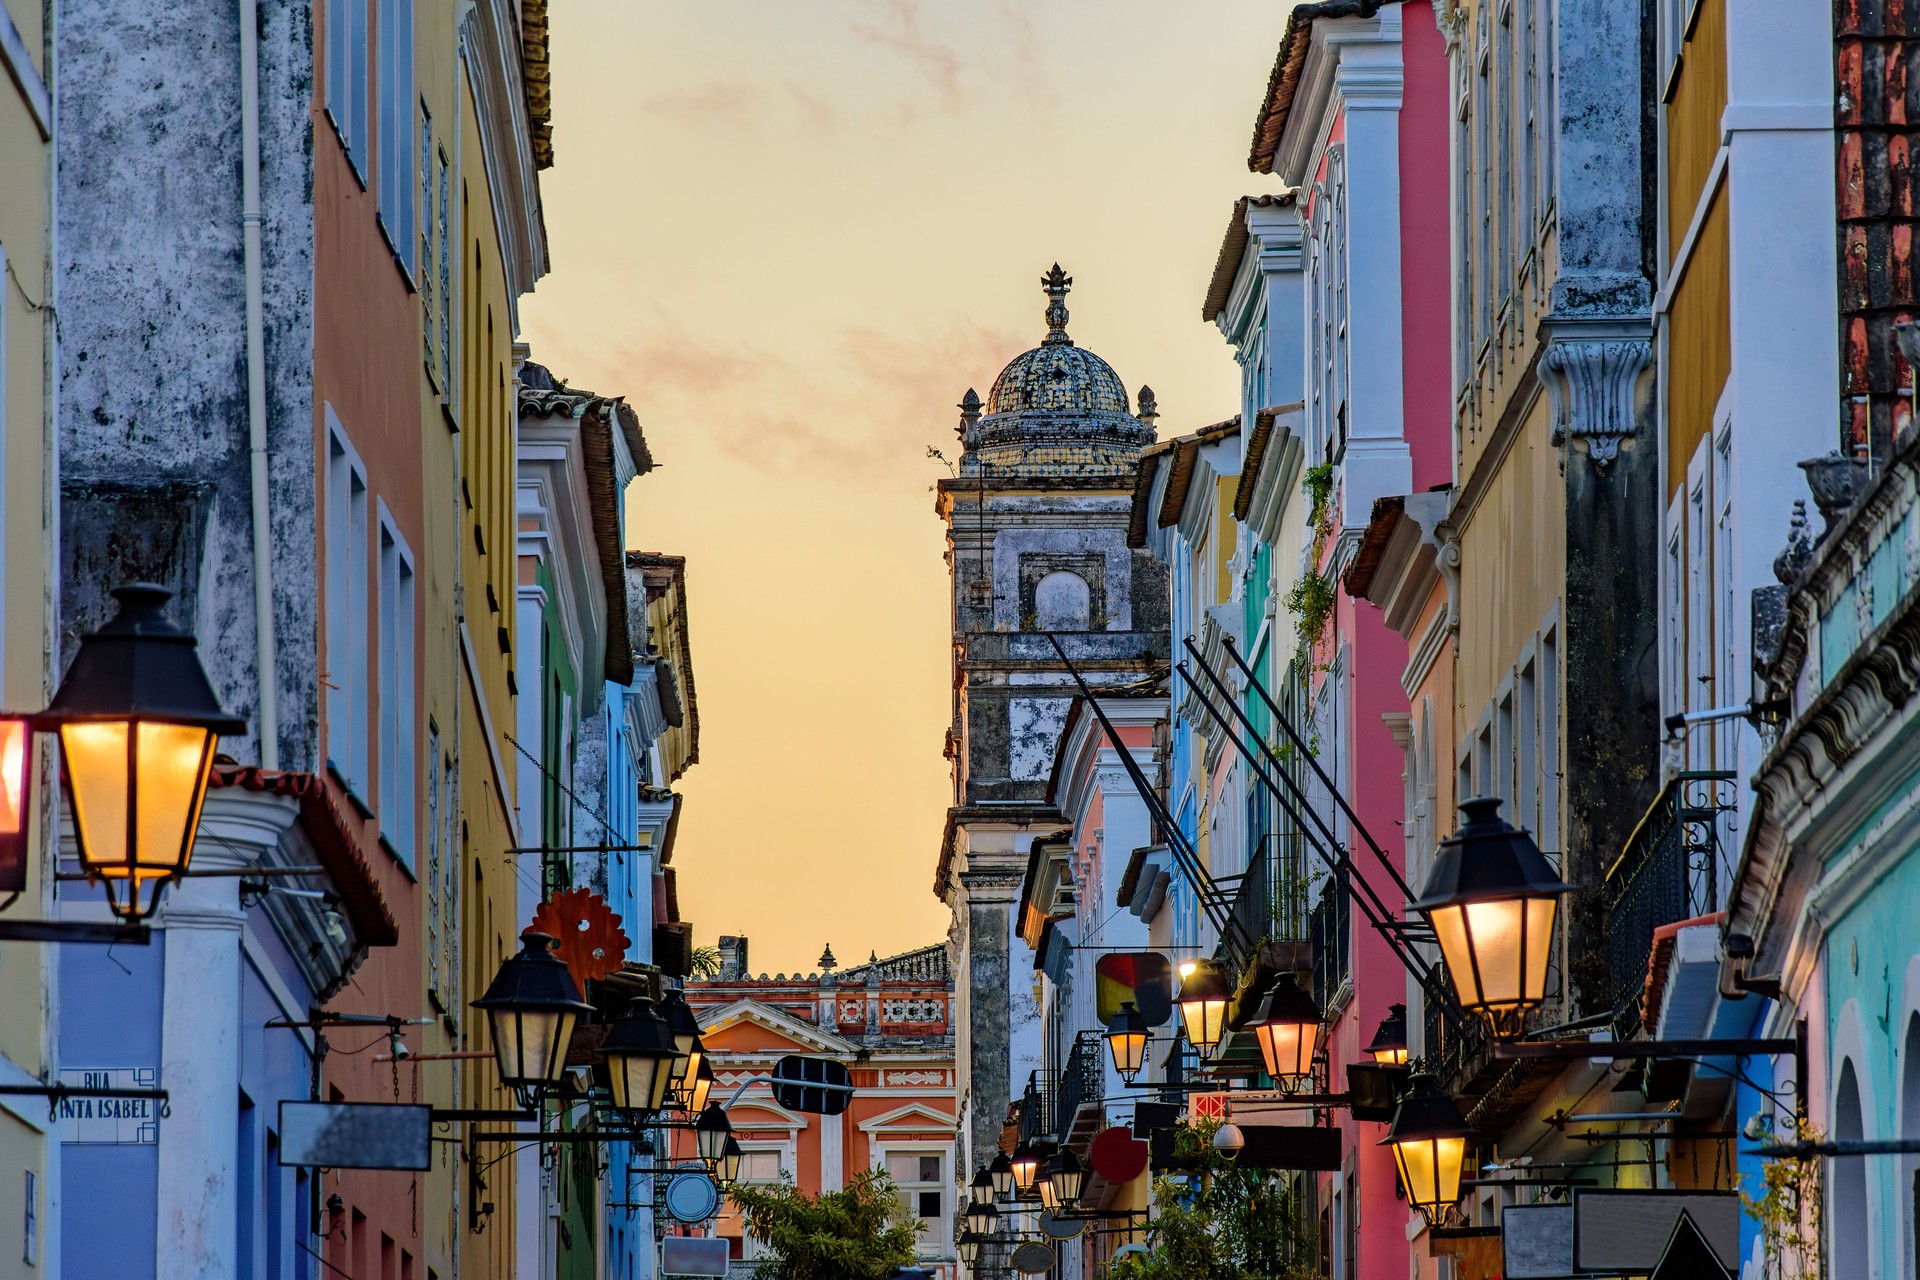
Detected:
[277,1100,431,1171]
[1096,952,1173,1027]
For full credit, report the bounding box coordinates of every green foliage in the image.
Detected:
[1286,464,1340,664]
[688,945,722,979]
[726,1168,920,1280]
[1740,1118,1824,1278]
[1108,1122,1319,1280]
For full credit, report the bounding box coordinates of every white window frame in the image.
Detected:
[375,0,416,279]
[377,504,417,870]
[325,410,370,798]
[326,0,370,178]
[878,1144,950,1260]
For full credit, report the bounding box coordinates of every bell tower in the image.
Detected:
[933,267,1169,1175]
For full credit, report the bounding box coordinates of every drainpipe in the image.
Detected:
[239,0,278,768]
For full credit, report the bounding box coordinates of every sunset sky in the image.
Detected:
[521,2,1291,975]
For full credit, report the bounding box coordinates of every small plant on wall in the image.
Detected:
[1108,1121,1319,1280]
[1285,463,1338,665]
[1739,1118,1825,1279]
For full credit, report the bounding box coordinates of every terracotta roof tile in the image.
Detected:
[1231,402,1304,521]
[1248,1,1394,174]
[1155,419,1241,530]
[1202,193,1299,322]
[1341,495,1406,598]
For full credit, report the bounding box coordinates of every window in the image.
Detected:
[887,1151,947,1257]
[376,0,417,276]
[419,107,435,376]
[1034,570,1091,631]
[377,512,416,868]
[325,414,370,796]
[326,0,370,176]
[1540,628,1560,852]
[22,1169,35,1265]
[436,148,451,392]
[1517,660,1538,835]
[1495,693,1514,805]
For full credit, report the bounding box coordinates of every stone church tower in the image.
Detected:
[933,266,1168,1174]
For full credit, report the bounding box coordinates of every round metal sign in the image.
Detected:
[1039,1210,1085,1240]
[1011,1241,1057,1274]
[663,1169,720,1224]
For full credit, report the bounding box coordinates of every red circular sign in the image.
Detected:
[1088,1126,1150,1184]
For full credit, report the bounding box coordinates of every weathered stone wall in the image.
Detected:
[56,0,317,769]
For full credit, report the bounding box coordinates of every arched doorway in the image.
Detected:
[1834,1057,1869,1276]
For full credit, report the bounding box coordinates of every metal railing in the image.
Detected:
[1228,831,1314,958]
[1053,1029,1105,1141]
[1603,771,1738,1039]
[1309,866,1351,1009]
[1017,1070,1055,1146]
[1422,990,1490,1097]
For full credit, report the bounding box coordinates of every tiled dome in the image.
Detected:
[965,266,1152,471]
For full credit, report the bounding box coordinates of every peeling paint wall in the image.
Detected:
[55,0,318,770]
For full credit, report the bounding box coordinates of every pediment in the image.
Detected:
[696,998,857,1055]
[857,1102,959,1134]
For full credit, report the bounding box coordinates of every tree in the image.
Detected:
[1109,1122,1319,1280]
[727,1167,920,1280]
[689,944,722,978]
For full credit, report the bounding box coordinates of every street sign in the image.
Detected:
[661,1237,729,1277]
[277,1101,431,1171]
[664,1169,720,1224]
[1095,952,1173,1026]
[770,1055,853,1115]
[56,1069,159,1145]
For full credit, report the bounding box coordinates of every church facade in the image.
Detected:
[932,267,1169,1182]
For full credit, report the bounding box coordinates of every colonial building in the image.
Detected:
[0,0,54,1269]
[933,267,1169,1189]
[677,940,959,1277]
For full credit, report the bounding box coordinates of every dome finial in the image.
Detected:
[1041,263,1073,346]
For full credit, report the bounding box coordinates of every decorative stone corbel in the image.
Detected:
[1539,324,1653,469]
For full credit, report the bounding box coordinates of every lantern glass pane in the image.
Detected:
[1178,997,1226,1051]
[1522,894,1559,1003]
[1110,1030,1146,1076]
[1393,1135,1466,1216]
[0,719,26,836]
[1036,1179,1058,1210]
[684,1067,713,1115]
[1255,1018,1318,1081]
[62,723,129,871]
[1462,898,1528,1005]
[1372,1046,1409,1066]
[1428,902,1479,1008]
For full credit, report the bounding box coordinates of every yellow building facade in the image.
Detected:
[0,0,54,1270]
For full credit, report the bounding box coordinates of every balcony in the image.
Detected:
[1224,831,1313,966]
[1017,1070,1055,1147]
[1309,866,1351,1010]
[1052,1029,1106,1146]
[1603,771,1737,1040]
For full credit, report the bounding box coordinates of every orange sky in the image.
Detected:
[521,1,1290,974]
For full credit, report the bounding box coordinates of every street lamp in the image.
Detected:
[957,1232,982,1266]
[1367,1004,1410,1066]
[661,990,704,1087]
[969,1167,995,1206]
[43,583,245,921]
[987,1153,1015,1200]
[1381,1073,1471,1225]
[715,1134,743,1186]
[598,997,680,1116]
[964,1199,999,1237]
[1104,1000,1149,1083]
[1246,974,1320,1090]
[1412,797,1573,1039]
[1045,1149,1085,1207]
[695,1101,732,1164]
[680,1058,715,1116]
[1035,1173,1059,1211]
[471,932,593,1107]
[1174,960,1231,1053]
[1010,1142,1043,1194]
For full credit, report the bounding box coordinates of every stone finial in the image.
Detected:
[1041,263,1074,347]
[818,943,838,972]
[957,388,982,443]
[1136,385,1159,431]
[1798,451,1871,534]
[1773,499,1812,584]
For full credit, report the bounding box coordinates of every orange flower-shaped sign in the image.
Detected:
[529,889,630,994]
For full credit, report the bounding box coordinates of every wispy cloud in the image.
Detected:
[848,0,966,111]
[637,82,768,127]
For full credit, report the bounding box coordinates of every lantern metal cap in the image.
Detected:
[1411,797,1573,911]
[471,932,594,1017]
[599,996,678,1057]
[1378,1073,1472,1146]
[1106,1000,1147,1036]
[1252,973,1320,1028]
[1176,959,1232,1003]
[43,584,246,735]
[661,989,701,1040]
[1367,1004,1409,1057]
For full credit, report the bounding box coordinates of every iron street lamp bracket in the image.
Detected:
[1489,1025,1807,1123]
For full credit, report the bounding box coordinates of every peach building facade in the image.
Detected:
[677,939,959,1276]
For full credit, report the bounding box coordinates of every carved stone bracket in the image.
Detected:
[1539,329,1653,467]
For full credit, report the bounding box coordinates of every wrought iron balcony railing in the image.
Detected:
[1309,866,1351,1009]
[1226,831,1314,960]
[1017,1070,1055,1146]
[1052,1029,1106,1143]
[1603,770,1738,1039]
